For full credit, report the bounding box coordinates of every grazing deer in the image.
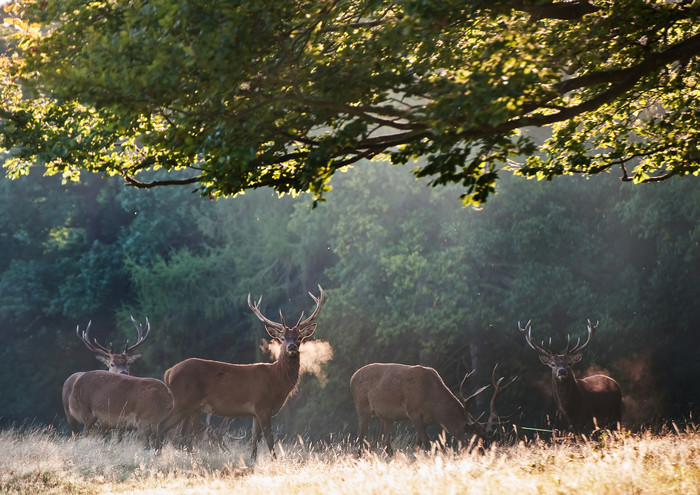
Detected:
[518,320,622,431]
[350,362,517,455]
[67,370,173,447]
[157,285,325,459]
[62,317,151,435]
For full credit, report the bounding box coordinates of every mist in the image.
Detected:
[261,339,334,387]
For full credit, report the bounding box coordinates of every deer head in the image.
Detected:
[248,285,324,357]
[76,316,151,374]
[518,319,598,383]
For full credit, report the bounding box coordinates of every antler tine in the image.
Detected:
[518,320,553,356]
[248,293,285,331]
[461,368,490,412]
[569,319,599,355]
[294,311,305,328]
[126,315,151,353]
[517,320,534,348]
[486,364,519,432]
[491,365,517,396]
[459,369,476,399]
[297,285,325,327]
[279,309,288,328]
[75,320,114,356]
[76,321,111,356]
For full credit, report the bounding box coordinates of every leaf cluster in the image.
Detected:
[2,0,699,204]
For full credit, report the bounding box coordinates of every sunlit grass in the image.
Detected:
[1,425,699,494]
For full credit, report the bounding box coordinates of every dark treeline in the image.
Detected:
[0,163,698,438]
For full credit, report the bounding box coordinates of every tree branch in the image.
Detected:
[508,0,600,20]
[490,33,700,135]
[123,174,201,189]
[555,33,700,95]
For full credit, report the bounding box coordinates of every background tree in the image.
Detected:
[0,161,698,435]
[2,0,699,204]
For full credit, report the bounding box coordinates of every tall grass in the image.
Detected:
[1,425,699,494]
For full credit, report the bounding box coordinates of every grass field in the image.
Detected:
[1,425,699,494]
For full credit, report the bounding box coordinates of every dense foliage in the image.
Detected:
[0,163,697,436]
[1,1,699,204]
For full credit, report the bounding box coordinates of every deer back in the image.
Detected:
[70,370,173,427]
[568,374,622,427]
[164,357,296,418]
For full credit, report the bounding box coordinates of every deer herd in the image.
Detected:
[62,284,623,458]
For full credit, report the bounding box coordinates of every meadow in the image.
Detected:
[1,424,699,495]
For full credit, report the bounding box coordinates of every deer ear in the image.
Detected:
[298,323,317,340]
[265,325,284,340]
[127,353,142,364]
[95,355,110,366]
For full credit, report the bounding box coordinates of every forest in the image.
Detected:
[0,162,698,439]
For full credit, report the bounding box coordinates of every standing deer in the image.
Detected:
[62,316,151,435]
[518,320,622,431]
[350,362,517,455]
[157,285,325,459]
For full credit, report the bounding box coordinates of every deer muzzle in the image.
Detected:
[285,342,299,356]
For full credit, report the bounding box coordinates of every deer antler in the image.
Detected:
[248,293,286,337]
[459,369,490,413]
[519,319,599,358]
[126,316,151,354]
[297,285,325,328]
[518,320,553,357]
[249,286,325,339]
[485,364,520,433]
[76,321,112,357]
[567,319,598,356]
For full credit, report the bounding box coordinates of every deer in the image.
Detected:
[350,362,518,456]
[67,370,174,448]
[62,316,151,435]
[157,285,325,459]
[518,319,622,431]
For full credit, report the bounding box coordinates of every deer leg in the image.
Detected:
[251,416,262,460]
[356,412,370,455]
[65,414,81,437]
[380,419,394,456]
[156,407,190,449]
[186,415,207,445]
[259,415,276,459]
[136,423,149,449]
[144,422,158,450]
[217,417,231,450]
[219,417,230,442]
[410,418,430,450]
[83,415,98,436]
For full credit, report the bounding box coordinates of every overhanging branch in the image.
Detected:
[485,33,700,136]
[123,174,201,189]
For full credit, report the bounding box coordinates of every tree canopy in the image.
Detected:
[2,0,699,204]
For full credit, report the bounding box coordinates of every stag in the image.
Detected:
[67,370,173,447]
[518,320,622,431]
[157,285,325,459]
[62,317,151,435]
[350,362,517,455]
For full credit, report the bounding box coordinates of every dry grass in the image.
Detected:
[1,426,699,494]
